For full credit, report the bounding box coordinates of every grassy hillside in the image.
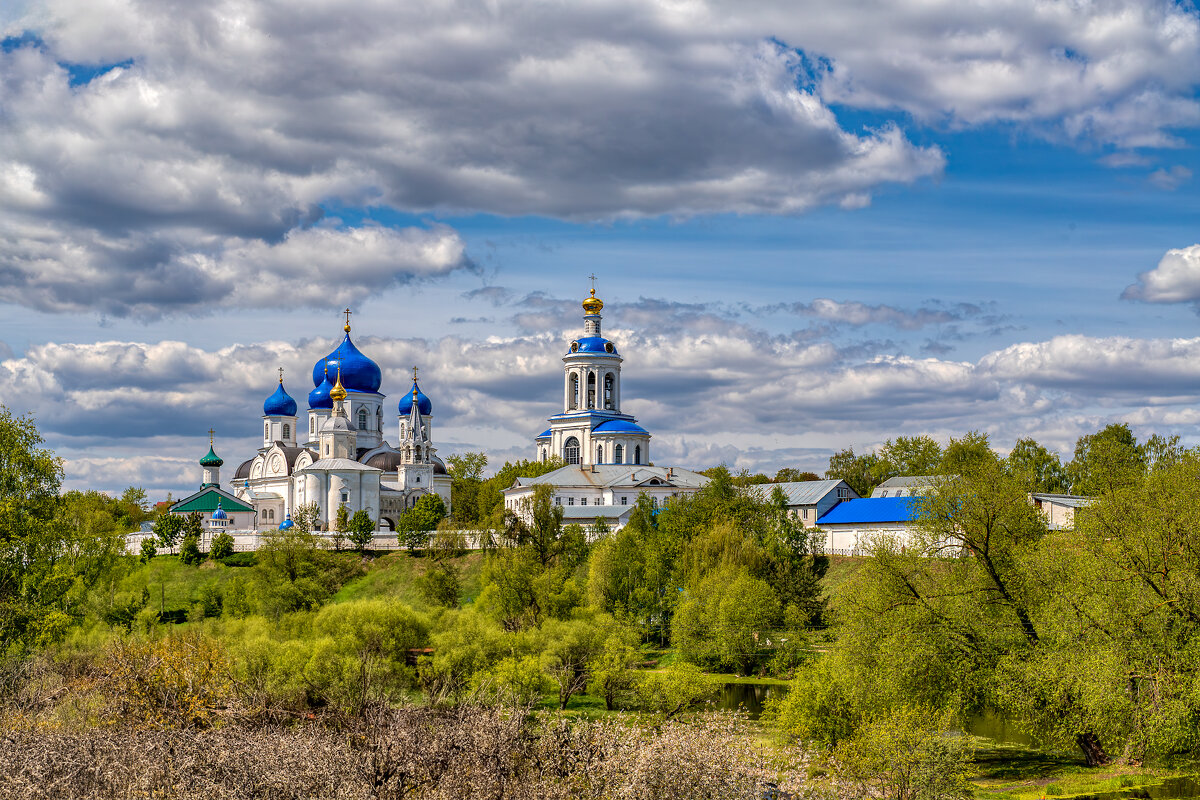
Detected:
[331,550,486,607]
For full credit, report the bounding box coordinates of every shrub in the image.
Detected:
[106,632,232,727]
[210,531,235,560]
[219,552,256,568]
[830,707,973,800]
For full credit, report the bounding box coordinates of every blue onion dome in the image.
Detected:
[312,332,382,394]
[212,501,228,520]
[308,367,334,409]
[398,381,433,415]
[278,512,294,530]
[264,381,298,417]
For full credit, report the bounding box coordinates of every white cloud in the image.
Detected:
[13,314,1200,496]
[793,298,984,330]
[1148,165,1193,190]
[1123,245,1200,305]
[0,2,948,319]
[743,0,1200,148]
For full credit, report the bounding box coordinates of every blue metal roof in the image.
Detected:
[592,419,649,435]
[535,429,552,439]
[568,336,620,356]
[817,496,924,525]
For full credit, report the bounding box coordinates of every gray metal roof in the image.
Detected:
[511,465,709,490]
[871,475,941,497]
[1031,493,1093,508]
[296,458,382,473]
[749,479,854,506]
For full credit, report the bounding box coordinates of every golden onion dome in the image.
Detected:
[329,367,348,403]
[582,288,604,314]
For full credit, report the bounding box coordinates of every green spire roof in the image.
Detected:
[199,445,224,467]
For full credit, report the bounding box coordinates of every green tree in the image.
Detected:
[210,530,235,560]
[293,502,321,534]
[152,512,183,551]
[588,628,642,710]
[636,662,716,719]
[1067,422,1145,495]
[773,468,821,482]
[1006,437,1070,493]
[254,524,361,616]
[348,509,375,552]
[334,502,350,549]
[139,536,157,562]
[825,447,886,497]
[539,616,609,709]
[880,435,943,477]
[937,430,994,476]
[446,451,488,526]
[478,485,584,630]
[398,493,447,551]
[831,707,973,800]
[179,511,204,565]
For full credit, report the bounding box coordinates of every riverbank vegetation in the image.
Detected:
[5,403,1200,797]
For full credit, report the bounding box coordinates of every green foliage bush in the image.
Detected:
[209,531,234,560]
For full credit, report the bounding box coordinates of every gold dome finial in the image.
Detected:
[582,273,603,314]
[330,366,347,403]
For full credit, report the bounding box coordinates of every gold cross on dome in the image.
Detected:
[208,428,215,445]
[588,273,597,294]
[412,365,419,382]
[343,308,352,332]
[278,366,284,383]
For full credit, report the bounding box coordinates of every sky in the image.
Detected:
[4,0,1200,499]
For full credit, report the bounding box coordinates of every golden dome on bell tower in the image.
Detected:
[582,282,603,314]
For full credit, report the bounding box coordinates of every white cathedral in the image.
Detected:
[221,312,451,532]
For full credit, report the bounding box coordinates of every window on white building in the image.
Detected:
[340,491,349,504]
[555,497,561,505]
[564,437,581,465]
[597,445,604,463]
[581,497,587,506]
[282,423,290,440]
[358,409,368,431]
[621,496,627,505]
[634,445,641,465]
[264,422,269,439]
[568,497,575,506]
[614,444,623,463]
[310,417,315,434]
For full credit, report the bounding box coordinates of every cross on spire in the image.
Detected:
[588,273,597,295]
[278,366,284,384]
[208,428,215,445]
[343,308,352,333]
[412,365,419,382]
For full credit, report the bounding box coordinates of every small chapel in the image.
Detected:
[183,311,452,533]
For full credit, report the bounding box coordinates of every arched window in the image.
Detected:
[401,422,407,438]
[604,373,614,408]
[310,417,315,434]
[614,444,623,464]
[358,409,368,430]
[564,437,581,465]
[377,407,383,431]
[569,374,579,409]
[282,423,290,440]
[587,372,596,408]
[540,448,547,462]
[634,445,641,465]
[264,422,269,439]
[597,445,604,463]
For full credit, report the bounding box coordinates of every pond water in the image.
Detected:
[1068,777,1200,800]
[716,681,787,718]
